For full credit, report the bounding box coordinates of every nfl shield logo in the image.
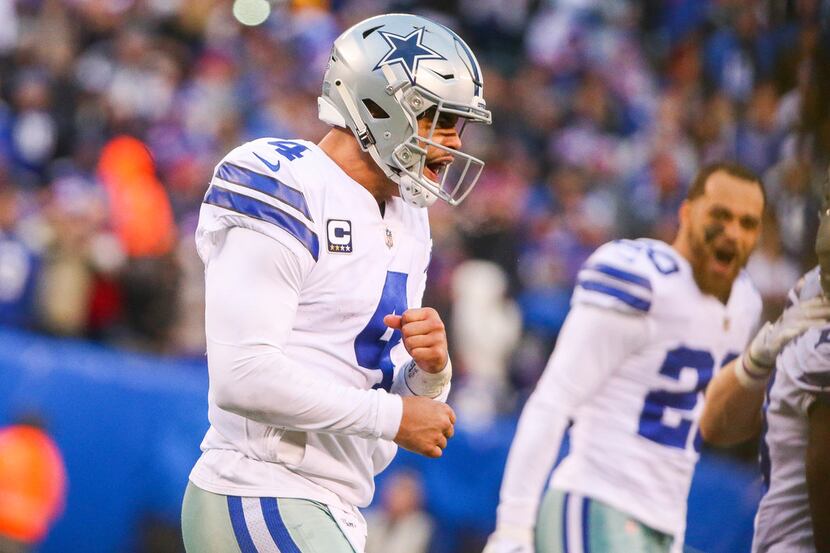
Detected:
[385,228,394,249]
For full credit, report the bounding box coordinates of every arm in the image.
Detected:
[485,304,649,551]
[206,227,403,440]
[701,296,830,446]
[699,358,765,445]
[807,400,830,552]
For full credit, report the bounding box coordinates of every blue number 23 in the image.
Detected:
[638,347,738,450]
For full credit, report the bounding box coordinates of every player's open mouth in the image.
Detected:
[425,159,451,182]
[713,247,736,270]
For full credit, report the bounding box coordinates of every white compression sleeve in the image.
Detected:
[494,304,650,531]
[205,227,403,440]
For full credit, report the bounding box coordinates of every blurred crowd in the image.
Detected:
[0,1,827,551]
[0,0,827,412]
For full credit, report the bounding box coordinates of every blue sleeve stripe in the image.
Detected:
[205,185,319,261]
[216,162,312,220]
[577,279,651,311]
[586,263,652,290]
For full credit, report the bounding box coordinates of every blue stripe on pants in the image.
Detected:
[261,498,302,553]
[562,492,570,553]
[581,497,591,553]
[227,496,259,553]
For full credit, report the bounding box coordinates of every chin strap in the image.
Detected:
[332,79,376,151]
[331,80,395,172]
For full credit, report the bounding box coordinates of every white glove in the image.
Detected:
[737,296,830,387]
[482,527,534,553]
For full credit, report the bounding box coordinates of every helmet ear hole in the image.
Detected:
[362,99,389,119]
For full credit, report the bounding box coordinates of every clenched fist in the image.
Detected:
[384,307,448,373]
[394,396,456,458]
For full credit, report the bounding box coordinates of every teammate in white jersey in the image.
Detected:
[701,189,830,552]
[484,163,768,553]
[180,13,491,553]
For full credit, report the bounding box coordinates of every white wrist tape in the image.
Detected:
[734,353,771,390]
[401,358,452,398]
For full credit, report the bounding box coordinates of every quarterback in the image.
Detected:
[486,163,769,553]
[701,183,830,552]
[180,13,491,553]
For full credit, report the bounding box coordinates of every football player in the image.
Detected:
[180,14,491,553]
[700,175,830,553]
[485,163,769,553]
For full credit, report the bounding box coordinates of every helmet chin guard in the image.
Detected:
[318,13,491,208]
[398,175,437,208]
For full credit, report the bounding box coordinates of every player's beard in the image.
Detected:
[686,224,745,303]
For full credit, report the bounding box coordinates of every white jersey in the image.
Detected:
[189,138,445,517]
[753,267,829,553]
[493,239,761,545]
[553,239,761,533]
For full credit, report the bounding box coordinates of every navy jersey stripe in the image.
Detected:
[260,498,302,553]
[216,162,312,220]
[586,263,652,291]
[577,279,651,312]
[227,496,259,553]
[205,185,319,261]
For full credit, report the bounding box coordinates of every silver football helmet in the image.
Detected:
[318,13,492,207]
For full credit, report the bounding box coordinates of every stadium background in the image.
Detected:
[0,0,827,551]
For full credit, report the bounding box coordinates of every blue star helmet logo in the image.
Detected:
[373,28,446,84]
